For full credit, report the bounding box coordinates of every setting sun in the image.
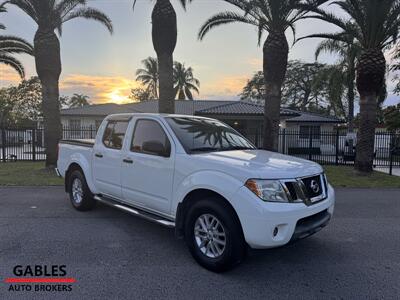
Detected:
[108,89,130,104]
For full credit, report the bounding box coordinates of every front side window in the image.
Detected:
[102,121,129,149]
[166,117,255,154]
[131,119,171,157]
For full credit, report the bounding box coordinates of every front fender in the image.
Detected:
[172,170,244,215]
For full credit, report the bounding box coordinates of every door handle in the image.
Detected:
[123,158,133,164]
[95,153,103,158]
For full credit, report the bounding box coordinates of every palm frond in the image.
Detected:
[0,53,25,78]
[0,35,34,54]
[198,11,258,40]
[62,7,113,34]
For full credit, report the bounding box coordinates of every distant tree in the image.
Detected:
[312,34,362,131]
[129,88,152,102]
[173,62,200,100]
[239,71,264,103]
[282,61,328,110]
[240,61,345,117]
[383,104,400,132]
[0,76,42,125]
[59,95,69,109]
[136,57,159,99]
[68,93,90,108]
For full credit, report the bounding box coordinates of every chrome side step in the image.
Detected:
[94,195,175,228]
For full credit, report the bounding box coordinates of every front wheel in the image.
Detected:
[67,170,95,211]
[184,198,246,272]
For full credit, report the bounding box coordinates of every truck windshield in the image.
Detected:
[166,117,256,154]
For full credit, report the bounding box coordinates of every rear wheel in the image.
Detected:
[68,170,95,211]
[184,198,246,272]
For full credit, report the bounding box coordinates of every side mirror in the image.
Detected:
[142,140,170,157]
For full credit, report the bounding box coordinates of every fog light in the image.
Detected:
[273,227,278,237]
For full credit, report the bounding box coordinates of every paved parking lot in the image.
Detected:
[0,187,399,299]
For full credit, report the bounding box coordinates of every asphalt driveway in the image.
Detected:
[0,187,399,299]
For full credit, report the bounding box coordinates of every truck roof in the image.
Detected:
[105,113,213,122]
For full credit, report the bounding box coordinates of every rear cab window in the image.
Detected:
[102,121,129,150]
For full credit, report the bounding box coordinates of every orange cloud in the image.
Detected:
[0,65,23,87]
[201,75,248,99]
[60,74,141,104]
[247,58,263,68]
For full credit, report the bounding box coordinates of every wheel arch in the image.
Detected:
[175,188,244,240]
[64,162,84,192]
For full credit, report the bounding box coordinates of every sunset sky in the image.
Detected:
[1,0,399,107]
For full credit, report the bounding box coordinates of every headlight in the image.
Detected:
[245,179,289,203]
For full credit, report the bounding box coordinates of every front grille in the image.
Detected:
[282,173,327,205]
[301,175,323,199]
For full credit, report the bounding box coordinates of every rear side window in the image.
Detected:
[131,119,171,157]
[102,121,129,149]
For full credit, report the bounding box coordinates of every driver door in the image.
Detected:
[121,118,175,216]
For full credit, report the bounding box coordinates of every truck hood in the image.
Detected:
[194,149,323,180]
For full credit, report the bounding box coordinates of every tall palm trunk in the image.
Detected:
[262,31,288,151]
[152,0,176,113]
[34,29,62,167]
[355,49,386,173]
[347,52,356,132]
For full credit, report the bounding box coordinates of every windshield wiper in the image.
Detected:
[222,146,255,151]
[190,147,220,153]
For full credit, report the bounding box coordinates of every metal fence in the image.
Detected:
[239,128,400,172]
[1,125,399,174]
[0,126,97,162]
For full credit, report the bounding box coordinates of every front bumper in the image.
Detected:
[232,183,335,249]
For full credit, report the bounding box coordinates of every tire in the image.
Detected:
[184,197,246,272]
[67,170,96,211]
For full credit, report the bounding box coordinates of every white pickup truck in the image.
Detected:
[57,114,335,272]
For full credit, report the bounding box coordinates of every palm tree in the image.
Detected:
[4,0,113,167]
[133,0,193,114]
[173,61,200,100]
[136,57,159,99]
[198,0,327,151]
[391,46,400,95]
[69,93,90,108]
[299,0,400,173]
[313,34,362,131]
[0,3,33,78]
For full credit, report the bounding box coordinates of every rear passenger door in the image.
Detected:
[121,118,175,216]
[92,119,129,199]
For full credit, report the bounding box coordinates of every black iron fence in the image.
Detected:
[0,126,97,162]
[239,128,400,172]
[1,125,399,174]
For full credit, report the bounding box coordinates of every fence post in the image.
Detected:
[1,127,6,162]
[335,128,339,165]
[308,127,312,161]
[282,128,286,154]
[32,127,36,161]
[389,134,393,176]
[254,127,259,148]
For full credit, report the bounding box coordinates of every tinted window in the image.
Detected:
[102,121,129,149]
[131,120,171,157]
[166,117,255,154]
